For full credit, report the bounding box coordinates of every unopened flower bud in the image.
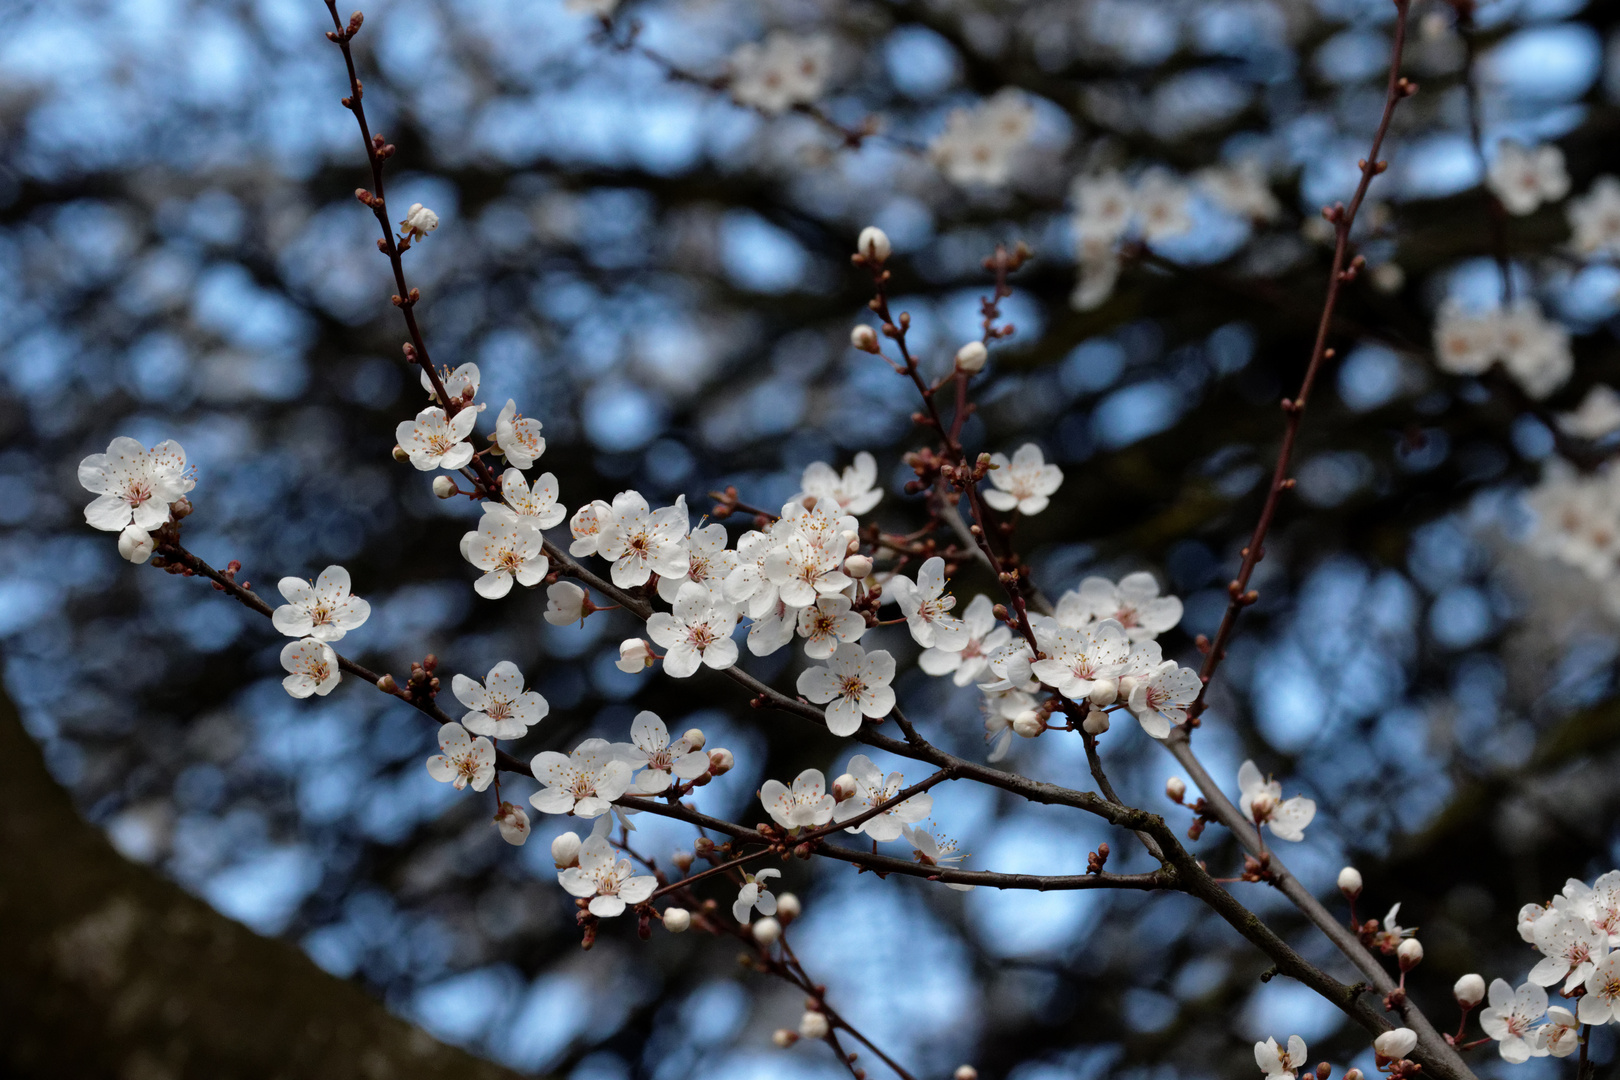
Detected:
[376,674,398,694]
[1116,675,1138,701]
[493,802,530,846]
[118,524,155,565]
[662,907,691,933]
[1315,1063,1331,1080]
[850,324,879,352]
[1344,1071,1364,1080]
[798,1011,830,1039]
[1338,866,1363,899]
[1082,708,1110,735]
[1397,937,1424,971]
[392,444,410,462]
[954,341,988,374]
[776,893,801,922]
[772,1029,798,1048]
[551,831,582,869]
[1087,678,1118,707]
[753,917,782,944]
[844,554,873,579]
[431,475,457,499]
[170,496,193,519]
[1454,973,1485,1007]
[1012,711,1044,738]
[682,728,706,750]
[857,226,891,263]
[616,638,653,673]
[954,1069,979,1080]
[1373,1028,1418,1061]
[832,773,858,801]
[1165,777,1186,802]
[708,748,735,775]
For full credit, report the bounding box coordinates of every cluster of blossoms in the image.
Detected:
[1069,169,1194,310]
[1486,141,1570,218]
[728,32,833,115]
[78,436,195,565]
[1431,298,1573,399]
[273,566,371,699]
[929,89,1037,187]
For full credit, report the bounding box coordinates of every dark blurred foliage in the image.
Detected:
[6,0,1620,1077]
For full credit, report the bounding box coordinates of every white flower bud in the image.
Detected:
[1397,937,1424,971]
[493,802,530,846]
[1374,1028,1418,1060]
[543,581,588,626]
[1012,711,1044,738]
[954,341,988,374]
[431,475,457,499]
[662,907,691,933]
[832,773,858,801]
[1087,679,1118,707]
[850,325,880,353]
[857,226,891,262]
[1081,708,1110,735]
[392,444,410,462]
[1165,777,1186,802]
[1337,866,1363,899]
[1116,675,1138,702]
[616,638,653,673]
[798,1011,829,1039]
[752,916,782,944]
[708,748,735,775]
[772,1029,798,1048]
[954,1068,979,1080]
[672,849,695,872]
[551,831,582,868]
[776,893,802,922]
[844,554,873,579]
[682,728,706,751]
[1454,973,1485,1007]
[118,524,155,565]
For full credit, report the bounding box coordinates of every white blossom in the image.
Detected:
[796,594,868,659]
[1126,661,1202,738]
[930,89,1035,187]
[983,444,1063,515]
[280,639,340,699]
[901,823,974,891]
[596,491,689,588]
[981,689,1035,762]
[1541,1006,1580,1057]
[725,524,791,618]
[560,834,656,918]
[1072,171,1135,244]
[1480,979,1550,1063]
[78,436,195,533]
[460,516,547,599]
[395,406,476,471]
[271,565,371,642]
[118,524,155,564]
[1487,141,1569,216]
[1373,1029,1418,1061]
[488,468,565,530]
[832,754,933,842]
[569,499,612,558]
[921,595,1010,686]
[729,33,832,114]
[760,768,836,830]
[1432,300,1572,399]
[657,523,739,603]
[747,598,799,657]
[797,643,896,736]
[889,556,968,650]
[1030,619,1130,700]
[646,582,740,678]
[399,202,439,241]
[1236,761,1316,842]
[421,361,480,408]
[1199,158,1281,222]
[1567,175,1620,256]
[544,581,588,626]
[1065,572,1183,641]
[494,399,546,470]
[425,722,495,792]
[1254,1035,1307,1078]
[733,868,781,922]
[1559,386,1620,440]
[494,802,530,846]
[797,451,883,515]
[452,661,549,740]
[619,711,710,794]
[764,533,852,608]
[530,739,634,818]
[1530,909,1607,992]
[1134,169,1193,242]
[616,638,653,674]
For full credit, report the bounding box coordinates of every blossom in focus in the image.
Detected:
[1479,979,1550,1063]
[452,661,549,740]
[733,868,780,923]
[529,739,634,818]
[596,491,689,588]
[1030,619,1130,700]
[760,768,836,830]
[460,516,547,599]
[832,754,932,842]
[983,443,1063,515]
[489,468,566,530]
[921,594,1010,686]
[280,639,341,699]
[78,436,195,533]
[421,361,480,408]
[729,33,833,114]
[544,581,588,627]
[395,406,476,471]
[1578,952,1620,1024]
[796,594,867,659]
[646,582,741,678]
[1066,572,1183,641]
[560,834,656,918]
[569,499,612,558]
[494,399,546,469]
[1541,1006,1580,1057]
[1126,661,1202,738]
[1254,1035,1307,1078]
[618,711,710,794]
[657,523,739,603]
[1236,760,1316,842]
[796,643,897,736]
[1487,141,1569,216]
[616,638,653,674]
[118,524,155,564]
[901,823,974,891]
[399,202,439,241]
[797,451,883,515]
[930,88,1036,187]
[425,722,495,792]
[981,688,1035,763]
[1373,1029,1417,1061]
[889,557,968,650]
[271,565,371,642]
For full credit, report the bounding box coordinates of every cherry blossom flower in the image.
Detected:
[1072,171,1135,244]
[1236,760,1316,842]
[1519,902,1551,944]
[725,523,793,618]
[1199,158,1281,223]
[732,868,780,923]
[1126,660,1202,738]
[271,565,371,642]
[1432,301,1499,376]
[921,595,1010,686]
[747,598,798,657]
[280,639,340,698]
[616,639,653,674]
[460,516,547,599]
[832,755,933,841]
[765,534,851,608]
[729,33,832,114]
[596,490,689,588]
[1374,1029,1417,1061]
[796,594,867,658]
[1498,300,1574,399]
[981,638,1039,693]
[1373,903,1417,952]
[78,436,195,533]
[487,468,565,530]
[1558,386,1620,440]
[646,582,740,678]
[657,523,739,603]
[1487,141,1569,216]
[118,525,155,564]
[425,722,495,792]
[619,711,710,794]
[1567,870,1620,942]
[760,768,836,830]
[1134,169,1193,242]
[1567,175,1620,256]
[1254,1035,1307,1078]
[981,689,1036,763]
[796,643,896,736]
[544,581,588,626]
[1067,572,1183,641]
[569,499,612,557]
[399,202,439,241]
[395,406,476,471]
[421,362,480,409]
[930,89,1035,187]
[983,444,1063,515]
[1541,1006,1580,1056]
[452,661,549,740]
[797,451,883,515]
[889,557,968,651]
[494,399,546,469]
[494,802,530,846]
[1530,909,1607,992]
[529,739,634,818]
[560,834,656,918]
[1480,979,1550,1063]
[1030,619,1130,700]
[901,823,974,891]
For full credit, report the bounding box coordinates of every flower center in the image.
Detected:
[838,675,866,701]
[688,624,716,650]
[569,773,596,799]
[487,700,512,721]
[124,480,153,507]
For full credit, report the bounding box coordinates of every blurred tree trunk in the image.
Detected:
[0,686,529,1080]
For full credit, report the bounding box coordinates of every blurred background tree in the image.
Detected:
[4,0,1620,1076]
